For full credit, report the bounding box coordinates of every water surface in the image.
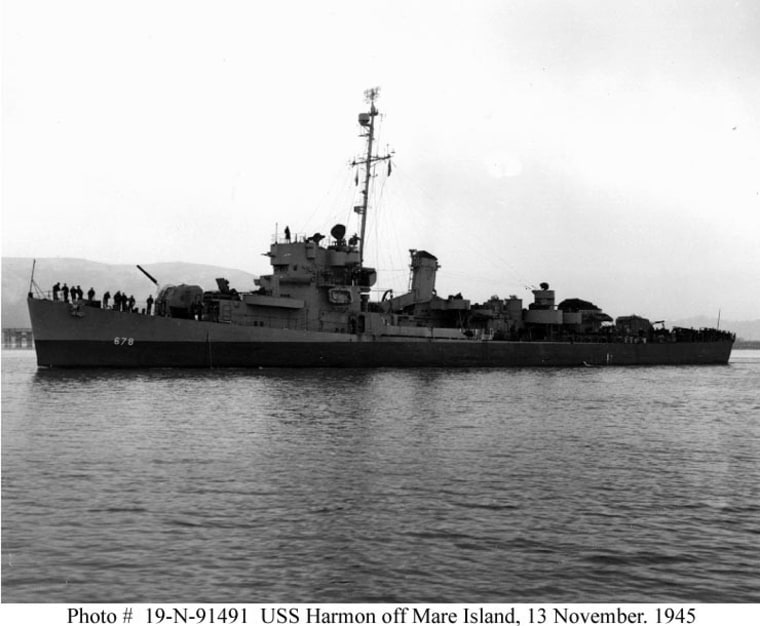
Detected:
[3,350,759,602]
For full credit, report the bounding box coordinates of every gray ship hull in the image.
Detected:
[29,299,733,368]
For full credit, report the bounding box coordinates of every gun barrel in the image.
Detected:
[137,265,159,285]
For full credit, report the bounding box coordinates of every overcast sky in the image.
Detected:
[3,0,759,320]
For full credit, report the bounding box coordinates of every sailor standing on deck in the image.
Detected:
[146,294,154,315]
[103,291,111,309]
[52,282,61,300]
[62,283,69,302]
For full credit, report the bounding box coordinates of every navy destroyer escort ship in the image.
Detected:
[27,89,734,368]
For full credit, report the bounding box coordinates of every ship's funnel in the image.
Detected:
[410,250,439,303]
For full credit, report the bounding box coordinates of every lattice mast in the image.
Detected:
[353,87,392,267]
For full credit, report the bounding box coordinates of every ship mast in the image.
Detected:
[353,87,392,267]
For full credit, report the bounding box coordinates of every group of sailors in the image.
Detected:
[52,282,90,303]
[104,291,155,315]
[52,282,154,315]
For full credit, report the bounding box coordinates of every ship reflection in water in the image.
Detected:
[3,350,759,602]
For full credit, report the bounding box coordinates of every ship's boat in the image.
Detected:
[27,89,734,368]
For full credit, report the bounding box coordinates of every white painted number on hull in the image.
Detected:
[114,337,134,346]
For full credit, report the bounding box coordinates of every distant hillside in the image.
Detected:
[2,257,257,328]
[3,257,760,339]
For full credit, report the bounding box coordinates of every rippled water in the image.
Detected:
[2,350,759,602]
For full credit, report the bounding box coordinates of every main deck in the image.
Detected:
[29,298,733,368]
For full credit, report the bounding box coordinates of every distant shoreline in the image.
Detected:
[735,341,760,350]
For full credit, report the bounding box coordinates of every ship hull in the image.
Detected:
[29,299,734,368]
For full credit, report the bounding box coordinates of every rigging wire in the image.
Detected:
[300,162,357,237]
[386,161,537,295]
[287,103,536,302]
[370,171,409,293]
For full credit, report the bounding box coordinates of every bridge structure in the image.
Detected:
[2,328,34,349]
